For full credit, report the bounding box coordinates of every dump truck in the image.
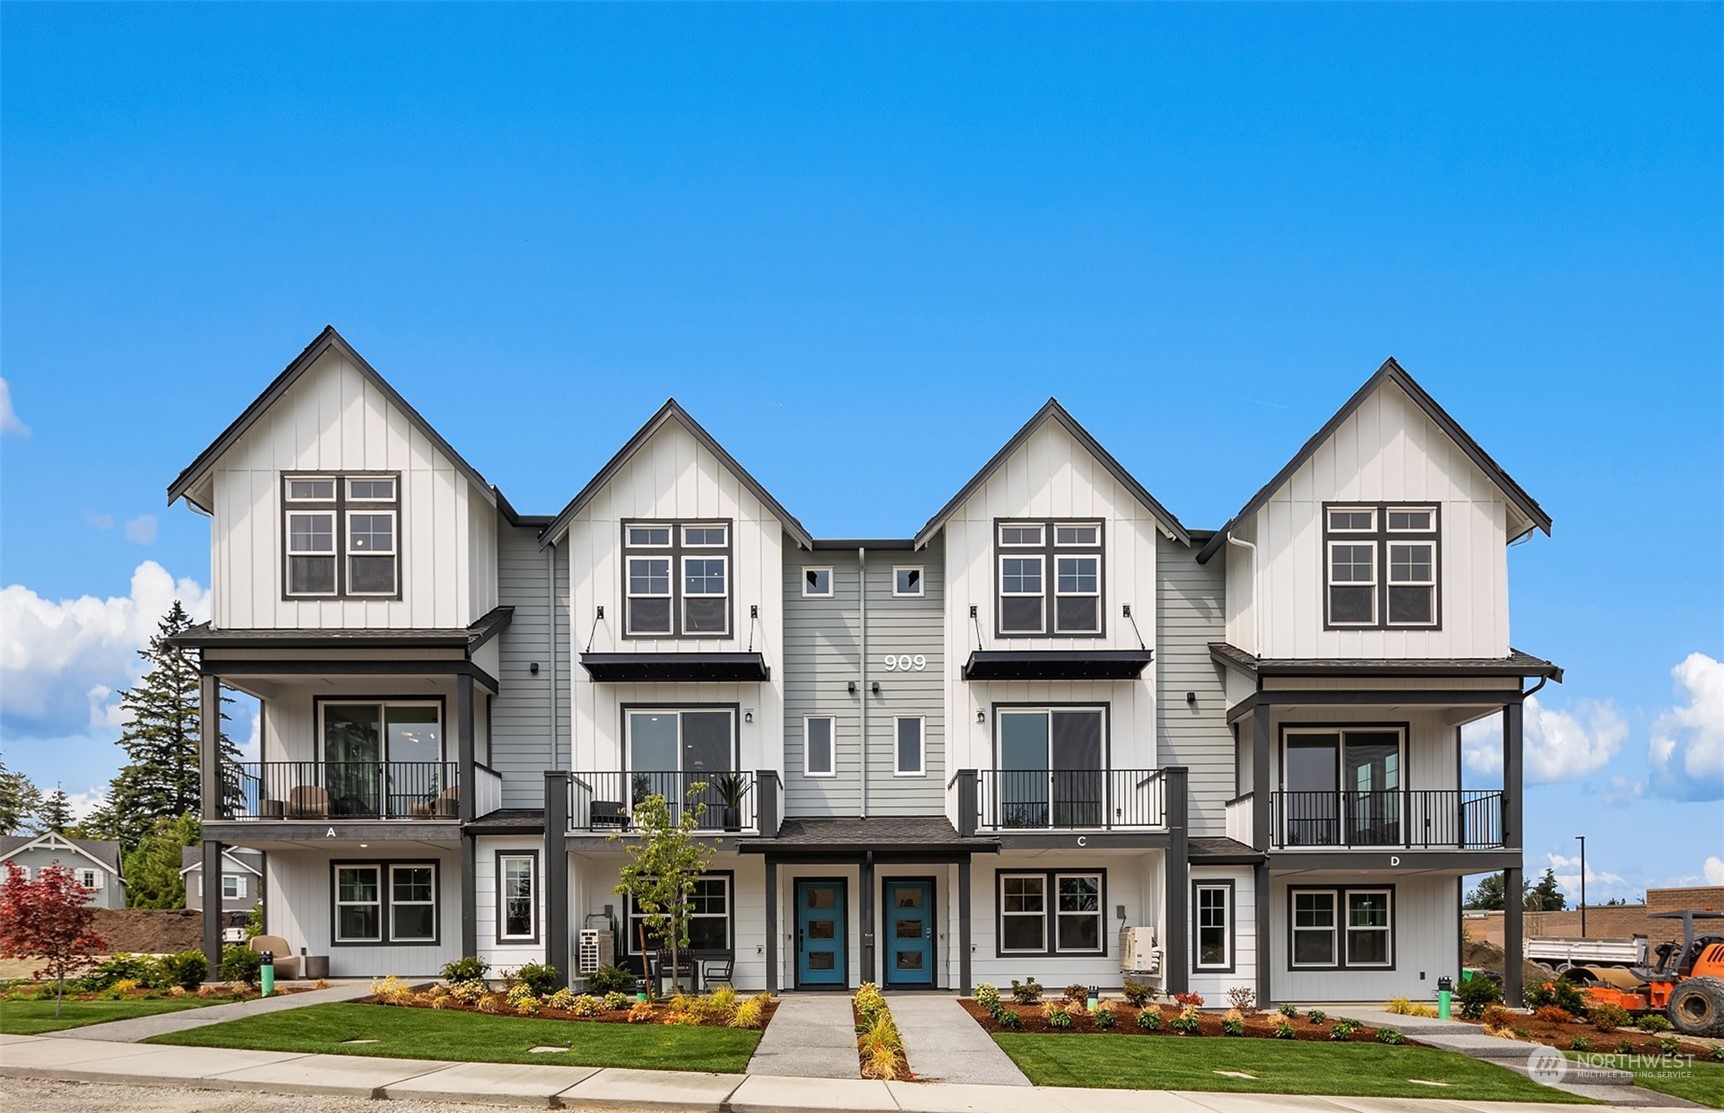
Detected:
[1559,910,1724,1037]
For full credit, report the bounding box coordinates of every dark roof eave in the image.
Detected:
[1207,641,1563,682]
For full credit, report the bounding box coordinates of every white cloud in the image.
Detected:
[0,562,210,738]
[0,378,28,437]
[1602,776,1645,806]
[123,515,158,545]
[1461,695,1627,784]
[85,512,114,531]
[1649,653,1724,801]
[1709,857,1724,886]
[1545,850,1629,901]
[64,786,108,822]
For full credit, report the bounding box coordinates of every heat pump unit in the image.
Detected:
[1119,926,1163,977]
[577,929,615,974]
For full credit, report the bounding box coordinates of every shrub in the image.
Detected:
[1227,985,1256,1014]
[515,997,541,1016]
[161,951,207,991]
[505,982,539,1009]
[1710,1046,1724,1063]
[103,978,140,1000]
[1173,990,1205,1008]
[1043,1003,1074,1029]
[514,962,561,998]
[586,965,637,996]
[448,979,488,1005]
[78,953,164,991]
[1635,1013,1672,1033]
[1479,1005,1513,1030]
[1169,1006,1201,1034]
[1532,1005,1573,1025]
[1063,983,1090,1004]
[477,995,501,1014]
[729,994,769,1029]
[1456,975,1503,1020]
[625,1000,656,1023]
[1569,1035,1590,1051]
[855,982,888,1025]
[1306,1008,1327,1025]
[567,994,600,1017]
[440,956,490,984]
[1511,1027,1531,1038]
[1274,1018,1296,1039]
[1221,1009,1245,1036]
[1279,1003,1300,1019]
[1658,1036,1681,1057]
[1407,1003,1439,1018]
[1590,1003,1632,1032]
[1377,1027,1405,1045]
[430,993,451,1010]
[219,945,262,987]
[706,984,739,1018]
[663,1010,702,1026]
[371,976,413,1006]
[858,1013,902,1060]
[1614,1039,1635,1054]
[1386,996,1413,1015]
[168,985,187,999]
[1010,977,1043,1004]
[1136,1007,1162,1031]
[997,1007,1021,1029]
[1524,979,1589,1017]
[864,1040,902,1080]
[975,983,1000,1010]
[1329,1022,1355,1041]
[547,987,576,1011]
[667,992,697,1016]
[1122,980,1155,1007]
[602,990,632,1011]
[1090,1003,1116,1029]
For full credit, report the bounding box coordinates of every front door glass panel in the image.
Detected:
[883,880,934,986]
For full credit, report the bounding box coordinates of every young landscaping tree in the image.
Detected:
[123,813,201,909]
[0,756,43,836]
[611,783,716,997]
[0,861,106,1018]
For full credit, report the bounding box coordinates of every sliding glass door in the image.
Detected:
[626,709,736,824]
[997,708,1105,828]
[1280,728,1403,846]
[320,702,444,818]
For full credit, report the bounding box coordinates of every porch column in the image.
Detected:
[544,772,570,979]
[460,835,477,958]
[1255,863,1272,1006]
[1163,767,1189,995]
[199,672,221,820]
[457,672,476,824]
[859,854,875,987]
[1251,704,1271,851]
[1502,699,1525,1005]
[764,858,779,993]
[957,857,973,995]
[201,839,223,976]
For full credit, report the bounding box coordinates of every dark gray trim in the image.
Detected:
[619,869,737,960]
[811,538,917,551]
[312,695,450,766]
[1243,689,1525,709]
[202,839,223,975]
[915,398,1191,548]
[1251,704,1271,853]
[1268,849,1522,871]
[620,519,736,640]
[1321,502,1441,632]
[329,859,442,947]
[540,400,813,550]
[1195,357,1552,564]
[202,821,463,842]
[993,831,1173,850]
[200,673,221,822]
[793,876,849,990]
[992,868,1109,959]
[1192,878,1237,974]
[168,327,496,511]
[1254,862,1271,1005]
[280,472,403,603]
[619,703,742,783]
[991,518,1106,639]
[581,652,770,683]
[1165,765,1189,994]
[172,607,514,652]
[879,875,938,989]
[1208,642,1563,683]
[544,773,571,980]
[495,849,543,946]
[765,859,779,993]
[210,660,500,693]
[957,857,973,995]
[748,846,992,862]
[460,835,477,957]
[1286,884,1396,971]
[1503,865,1524,1005]
[963,649,1151,681]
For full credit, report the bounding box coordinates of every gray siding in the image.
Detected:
[493,521,558,809]
[3,847,125,909]
[1155,535,1233,838]
[865,544,945,815]
[782,549,863,817]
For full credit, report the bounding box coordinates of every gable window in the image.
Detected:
[803,567,832,597]
[893,566,923,597]
[1194,881,1233,971]
[995,520,1103,636]
[283,473,400,598]
[894,716,924,776]
[497,851,538,944]
[804,716,835,777]
[1290,886,1394,969]
[623,521,732,637]
[333,861,439,945]
[1323,504,1438,628]
[996,870,1106,956]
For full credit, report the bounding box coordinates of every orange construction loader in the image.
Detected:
[1562,910,1724,1037]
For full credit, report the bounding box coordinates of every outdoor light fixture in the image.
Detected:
[976,709,986,724]
[744,708,754,724]
[1186,691,1196,704]
[529,662,540,676]
[848,681,857,695]
[871,681,880,695]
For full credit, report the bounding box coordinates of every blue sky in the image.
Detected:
[2,5,1719,899]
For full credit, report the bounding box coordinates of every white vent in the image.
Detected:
[577,929,614,974]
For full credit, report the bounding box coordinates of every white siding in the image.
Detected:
[1270,872,1459,1002]
[250,676,467,765]
[1239,380,1516,660]
[209,347,493,630]
[475,837,547,971]
[1188,865,1256,1003]
[263,844,462,978]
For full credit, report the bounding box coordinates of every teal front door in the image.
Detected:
[883,880,934,987]
[796,879,846,987]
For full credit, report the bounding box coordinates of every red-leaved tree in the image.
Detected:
[0,861,106,1016]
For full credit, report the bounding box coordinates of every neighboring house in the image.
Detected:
[181,845,264,923]
[0,833,127,909]
[169,327,1555,1003]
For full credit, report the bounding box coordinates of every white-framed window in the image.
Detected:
[1053,522,1100,546]
[1324,503,1438,628]
[286,511,338,596]
[998,873,1047,953]
[1055,874,1103,953]
[1345,889,1393,967]
[682,524,728,548]
[802,567,833,597]
[286,476,336,502]
[623,521,732,638]
[347,476,397,502]
[804,716,835,777]
[1386,507,1434,532]
[625,873,732,954]
[345,510,397,595]
[389,864,437,942]
[1386,540,1436,625]
[626,556,674,635]
[894,716,924,776]
[1326,541,1377,626]
[682,555,730,634]
[1054,554,1100,633]
[997,870,1105,956]
[79,868,102,890]
[335,865,383,943]
[998,555,1044,634]
[1194,882,1232,971]
[1326,507,1376,533]
[498,852,537,943]
[996,519,1103,636]
[222,874,245,900]
[627,524,672,547]
[1291,889,1338,967]
[1289,886,1395,969]
[893,566,923,597]
[283,473,400,598]
[999,523,1045,547]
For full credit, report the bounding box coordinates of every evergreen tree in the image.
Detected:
[1464,872,1510,910]
[100,602,237,850]
[33,788,73,835]
[0,757,43,836]
[123,813,201,909]
[1526,867,1568,911]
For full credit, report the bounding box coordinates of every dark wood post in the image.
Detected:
[544,771,570,980]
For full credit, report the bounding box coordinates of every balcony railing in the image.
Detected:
[1269,789,1504,849]
[972,768,1169,831]
[567,770,760,834]
[222,761,460,820]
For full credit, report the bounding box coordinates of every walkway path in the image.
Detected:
[3,1032,1660,1113]
[47,981,375,1043]
[886,994,1030,1086]
[744,994,861,1079]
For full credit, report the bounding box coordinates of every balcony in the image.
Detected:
[963,768,1171,832]
[1268,789,1504,849]
[565,770,768,834]
[222,761,460,821]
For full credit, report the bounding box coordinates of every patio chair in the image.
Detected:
[285,785,330,820]
[248,934,301,979]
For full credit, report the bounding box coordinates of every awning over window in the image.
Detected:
[961,649,1151,681]
[579,652,770,683]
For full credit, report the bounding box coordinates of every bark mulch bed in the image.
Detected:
[960,999,1409,1043]
[372,992,779,1028]
[1453,1011,1719,1060]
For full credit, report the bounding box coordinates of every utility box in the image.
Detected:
[1120,926,1163,980]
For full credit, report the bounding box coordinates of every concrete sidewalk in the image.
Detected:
[45,980,376,1042]
[745,994,861,1079]
[885,994,1029,1086]
[0,1032,1694,1112]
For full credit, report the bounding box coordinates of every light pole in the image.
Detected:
[1576,835,1587,937]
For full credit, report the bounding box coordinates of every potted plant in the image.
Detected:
[715,773,746,832]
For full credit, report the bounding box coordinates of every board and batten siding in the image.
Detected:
[563,419,786,779]
[249,674,467,765]
[1266,704,1467,794]
[208,346,494,631]
[1225,380,1518,661]
[1156,535,1233,838]
[264,846,462,978]
[492,521,559,808]
[1269,872,1458,1001]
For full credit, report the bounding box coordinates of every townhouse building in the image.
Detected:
[170,328,1554,1004]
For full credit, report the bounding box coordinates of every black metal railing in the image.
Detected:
[974,768,1168,830]
[222,761,460,820]
[566,770,758,833]
[1269,789,1504,849]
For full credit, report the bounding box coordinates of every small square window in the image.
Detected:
[893,567,923,597]
[803,568,833,597]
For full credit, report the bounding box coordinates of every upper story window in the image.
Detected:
[1323,504,1439,629]
[283,474,400,599]
[996,520,1103,637]
[803,568,833,597]
[623,521,732,637]
[893,566,923,597]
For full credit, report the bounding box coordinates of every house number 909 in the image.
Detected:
[882,654,927,672]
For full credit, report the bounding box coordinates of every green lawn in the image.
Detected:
[1569,1052,1724,1109]
[146,1002,763,1073]
[994,1034,1595,1102]
[0,996,213,1035]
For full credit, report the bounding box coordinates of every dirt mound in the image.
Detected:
[1464,936,1549,993]
[92,908,202,954]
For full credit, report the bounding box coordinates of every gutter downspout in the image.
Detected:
[859,546,868,820]
[1226,532,1261,655]
[548,539,559,772]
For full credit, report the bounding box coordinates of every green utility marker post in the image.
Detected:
[260,951,275,997]
[1436,975,1452,1020]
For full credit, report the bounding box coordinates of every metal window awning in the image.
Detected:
[961,649,1151,681]
[579,652,770,682]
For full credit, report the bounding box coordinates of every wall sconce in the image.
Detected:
[595,605,604,619]
[870,681,880,695]
[529,662,540,676]
[847,681,857,695]
[744,708,754,724]
[976,709,986,724]
[1185,691,1196,705]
